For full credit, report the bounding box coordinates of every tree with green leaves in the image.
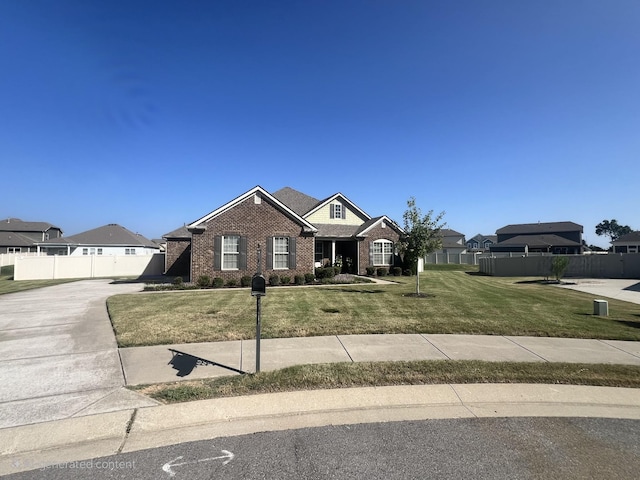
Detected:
[595,219,632,243]
[399,197,446,296]
[551,256,570,282]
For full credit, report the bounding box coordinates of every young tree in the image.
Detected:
[399,197,446,296]
[595,219,632,242]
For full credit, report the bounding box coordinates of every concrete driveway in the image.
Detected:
[556,278,640,305]
[0,280,158,429]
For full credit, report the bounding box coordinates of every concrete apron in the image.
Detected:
[0,280,158,430]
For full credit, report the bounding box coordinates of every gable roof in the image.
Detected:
[613,231,640,244]
[41,224,157,248]
[272,187,321,217]
[303,192,371,220]
[356,216,404,237]
[187,185,317,233]
[0,218,61,233]
[496,221,583,235]
[440,228,464,237]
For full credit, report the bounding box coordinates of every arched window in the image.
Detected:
[372,239,393,266]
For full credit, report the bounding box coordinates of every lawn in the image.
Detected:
[108,269,640,347]
[133,361,640,403]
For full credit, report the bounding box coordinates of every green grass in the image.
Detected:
[131,360,640,403]
[108,271,640,347]
[0,265,77,295]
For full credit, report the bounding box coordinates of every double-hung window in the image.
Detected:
[372,240,393,265]
[222,235,240,270]
[273,237,289,269]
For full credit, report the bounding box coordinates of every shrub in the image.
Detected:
[334,266,341,276]
[392,267,402,276]
[172,276,184,286]
[269,274,280,286]
[376,267,388,277]
[241,275,252,287]
[226,278,237,287]
[294,275,305,285]
[212,277,224,288]
[304,273,315,284]
[280,275,291,285]
[365,266,376,276]
[196,275,211,288]
[403,269,412,276]
[316,266,337,279]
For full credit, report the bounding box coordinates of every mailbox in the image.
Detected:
[251,274,266,296]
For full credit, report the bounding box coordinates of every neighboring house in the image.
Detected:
[466,234,497,252]
[0,218,63,253]
[38,224,159,256]
[433,229,467,255]
[164,185,404,281]
[490,221,583,254]
[612,231,640,254]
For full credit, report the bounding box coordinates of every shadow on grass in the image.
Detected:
[464,271,490,276]
[515,279,577,285]
[339,288,386,294]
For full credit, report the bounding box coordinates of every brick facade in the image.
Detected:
[165,239,191,279]
[191,195,315,283]
[358,223,402,274]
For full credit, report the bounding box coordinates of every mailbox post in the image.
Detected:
[251,245,266,372]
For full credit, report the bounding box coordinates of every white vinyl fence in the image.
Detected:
[13,253,165,280]
[0,252,38,267]
[424,251,552,266]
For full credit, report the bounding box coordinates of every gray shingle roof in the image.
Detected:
[0,218,61,233]
[272,187,320,216]
[496,234,581,247]
[163,225,191,239]
[41,224,157,247]
[613,231,640,243]
[0,231,35,247]
[496,222,583,235]
[314,224,362,238]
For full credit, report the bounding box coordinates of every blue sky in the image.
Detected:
[2,0,638,248]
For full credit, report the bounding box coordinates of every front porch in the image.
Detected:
[315,239,359,274]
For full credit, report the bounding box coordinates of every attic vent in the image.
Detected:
[382,221,386,228]
[254,194,261,204]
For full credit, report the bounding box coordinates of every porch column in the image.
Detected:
[331,241,336,265]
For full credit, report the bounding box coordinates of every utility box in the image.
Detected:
[251,274,266,296]
[593,299,608,316]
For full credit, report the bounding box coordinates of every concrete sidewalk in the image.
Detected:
[120,334,640,385]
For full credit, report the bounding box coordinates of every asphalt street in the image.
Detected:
[5,417,640,480]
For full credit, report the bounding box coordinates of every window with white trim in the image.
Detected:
[97,248,103,255]
[8,247,21,253]
[334,203,342,219]
[83,248,88,255]
[372,240,393,266]
[125,248,136,255]
[273,237,289,269]
[222,235,240,270]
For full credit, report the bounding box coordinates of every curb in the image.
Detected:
[3,383,640,475]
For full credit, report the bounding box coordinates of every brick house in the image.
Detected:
[164,186,404,281]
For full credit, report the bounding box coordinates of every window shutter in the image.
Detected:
[330,204,335,219]
[288,237,296,269]
[369,241,374,265]
[239,236,247,270]
[342,207,346,219]
[266,237,273,270]
[213,236,221,270]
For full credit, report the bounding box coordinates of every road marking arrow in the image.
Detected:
[162,450,234,477]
